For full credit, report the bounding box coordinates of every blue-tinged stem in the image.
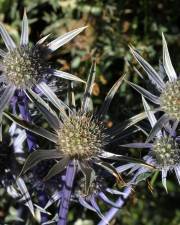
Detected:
[98,187,131,225]
[58,161,76,225]
[16,90,48,222]
[17,90,37,151]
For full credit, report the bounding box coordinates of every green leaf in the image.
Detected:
[4,112,58,143]
[79,162,96,195]
[43,156,69,181]
[136,172,152,183]
[21,149,63,175]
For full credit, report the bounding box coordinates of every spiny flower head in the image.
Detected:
[0,10,86,118]
[57,113,106,159]
[2,45,48,89]
[127,33,180,134]
[159,80,180,121]
[152,136,180,168]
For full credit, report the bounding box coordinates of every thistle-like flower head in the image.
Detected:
[0,10,86,117]
[152,136,180,168]
[159,80,180,121]
[127,33,179,138]
[56,112,106,159]
[2,45,48,89]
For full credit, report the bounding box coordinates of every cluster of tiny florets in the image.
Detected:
[2,46,48,88]
[160,80,180,121]
[57,114,105,159]
[152,137,180,167]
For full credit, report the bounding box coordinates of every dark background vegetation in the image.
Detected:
[0,0,180,224]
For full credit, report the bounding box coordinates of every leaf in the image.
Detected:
[129,45,165,90]
[4,112,58,143]
[108,111,149,136]
[47,26,87,52]
[97,74,126,118]
[81,60,96,113]
[0,85,16,115]
[136,172,152,183]
[79,162,96,195]
[125,80,160,104]
[100,151,155,170]
[20,9,29,46]
[26,89,61,130]
[37,82,69,119]
[0,23,16,50]
[52,69,85,83]
[21,149,63,175]
[36,34,51,45]
[43,157,69,181]
[162,33,177,82]
[67,82,76,113]
[0,48,6,57]
[95,159,125,185]
[16,177,35,216]
[45,191,60,209]
[146,114,169,142]
[142,96,157,127]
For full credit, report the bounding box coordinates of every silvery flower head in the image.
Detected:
[127,34,179,133]
[119,97,180,191]
[0,10,86,117]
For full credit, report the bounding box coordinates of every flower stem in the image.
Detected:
[17,90,37,151]
[58,161,76,225]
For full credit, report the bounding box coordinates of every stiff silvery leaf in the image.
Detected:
[26,89,61,130]
[97,74,126,118]
[47,26,87,52]
[146,114,170,142]
[43,157,69,181]
[162,33,177,82]
[20,10,29,46]
[81,60,96,113]
[16,177,35,216]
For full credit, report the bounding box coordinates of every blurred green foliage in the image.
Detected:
[0,0,180,224]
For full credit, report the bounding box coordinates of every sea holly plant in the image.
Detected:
[4,62,152,224]
[0,10,86,139]
[126,33,179,141]
[118,97,180,191]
